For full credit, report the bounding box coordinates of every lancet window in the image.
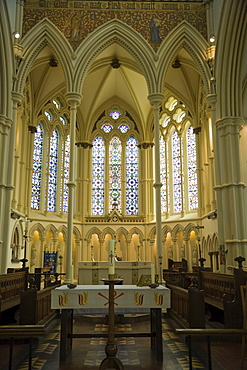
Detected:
[91,109,139,216]
[30,97,70,213]
[159,96,198,215]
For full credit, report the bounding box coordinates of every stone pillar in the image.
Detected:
[64,92,82,283]
[148,93,164,283]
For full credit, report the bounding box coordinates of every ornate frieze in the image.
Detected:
[23,1,206,51]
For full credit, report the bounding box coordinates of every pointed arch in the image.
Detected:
[101,227,116,240]
[115,227,128,241]
[172,224,184,239]
[0,0,15,116]
[157,21,211,95]
[15,18,73,94]
[45,224,57,238]
[74,19,157,94]
[128,227,144,243]
[215,1,247,117]
[184,223,197,239]
[85,227,102,241]
[30,223,45,239]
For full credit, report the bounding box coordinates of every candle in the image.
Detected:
[108,240,115,276]
[151,264,155,284]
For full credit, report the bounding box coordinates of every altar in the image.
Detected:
[78,261,152,285]
[51,284,170,363]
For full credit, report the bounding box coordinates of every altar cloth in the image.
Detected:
[51,284,170,310]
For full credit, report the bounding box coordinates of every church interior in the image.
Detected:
[0,0,247,369]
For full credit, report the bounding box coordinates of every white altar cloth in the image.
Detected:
[51,284,170,310]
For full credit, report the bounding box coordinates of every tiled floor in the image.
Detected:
[0,314,244,370]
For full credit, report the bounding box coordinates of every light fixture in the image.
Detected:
[13,31,20,39]
[209,35,216,43]
[172,59,181,69]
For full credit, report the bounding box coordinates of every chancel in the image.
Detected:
[0,0,247,369]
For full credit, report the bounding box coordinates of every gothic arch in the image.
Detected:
[15,18,73,95]
[172,224,184,239]
[184,223,197,239]
[162,225,172,239]
[149,226,156,242]
[74,19,157,95]
[115,227,128,241]
[57,225,68,240]
[215,1,247,117]
[101,227,116,240]
[0,0,15,116]
[157,20,211,97]
[73,226,81,243]
[30,223,45,239]
[128,227,144,243]
[45,224,57,239]
[85,227,102,242]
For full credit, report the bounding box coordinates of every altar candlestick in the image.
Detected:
[108,240,115,276]
[151,264,155,284]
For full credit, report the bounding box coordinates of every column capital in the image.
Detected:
[65,92,82,106]
[148,93,164,106]
[76,141,93,149]
[11,92,23,106]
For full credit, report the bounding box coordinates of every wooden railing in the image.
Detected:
[198,271,235,309]
[0,271,27,312]
[167,284,205,328]
[20,284,60,325]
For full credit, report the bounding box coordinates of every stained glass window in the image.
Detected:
[92,136,105,215]
[109,137,122,211]
[187,126,198,210]
[101,124,113,133]
[109,110,121,120]
[126,136,138,215]
[118,124,129,133]
[172,131,182,212]
[160,135,167,214]
[60,135,70,213]
[47,130,58,211]
[31,124,43,210]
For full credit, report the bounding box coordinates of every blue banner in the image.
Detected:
[43,252,58,273]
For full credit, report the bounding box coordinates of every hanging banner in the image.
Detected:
[43,251,58,273]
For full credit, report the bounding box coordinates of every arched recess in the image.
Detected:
[215,0,247,117]
[157,20,211,96]
[14,18,73,95]
[73,19,157,95]
[0,0,15,116]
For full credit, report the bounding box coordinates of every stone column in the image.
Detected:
[148,93,164,283]
[64,92,82,283]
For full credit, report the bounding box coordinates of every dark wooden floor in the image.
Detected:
[0,314,245,370]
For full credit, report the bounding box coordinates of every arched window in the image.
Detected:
[31,96,70,213]
[172,130,182,212]
[126,136,138,215]
[91,108,139,216]
[109,136,122,211]
[61,135,70,213]
[159,97,198,215]
[31,124,43,210]
[92,136,105,215]
[47,130,59,211]
[186,126,198,210]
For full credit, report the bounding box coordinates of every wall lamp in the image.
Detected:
[13,31,20,39]
[209,35,216,43]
